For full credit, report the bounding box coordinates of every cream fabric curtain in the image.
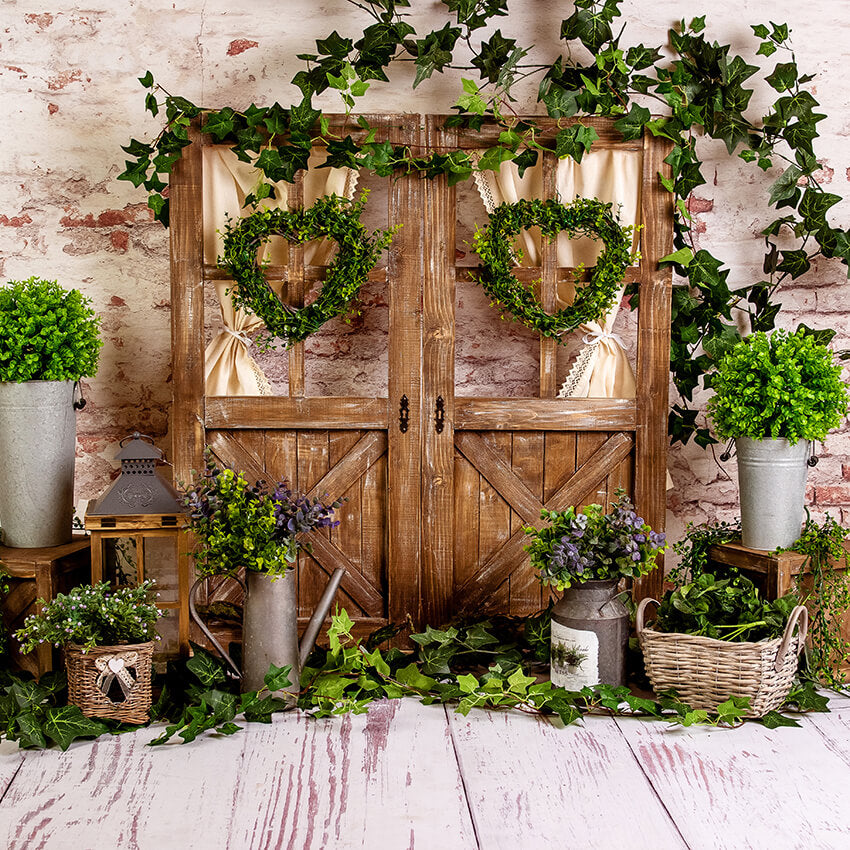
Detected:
[472,149,641,399]
[202,148,358,395]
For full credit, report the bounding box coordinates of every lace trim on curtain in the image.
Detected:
[557,341,598,398]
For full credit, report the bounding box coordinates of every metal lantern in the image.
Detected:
[85,432,190,658]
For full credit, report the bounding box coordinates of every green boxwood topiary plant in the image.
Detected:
[707,328,848,444]
[0,277,102,382]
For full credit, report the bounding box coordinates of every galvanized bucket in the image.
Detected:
[0,380,76,547]
[736,436,810,551]
[550,578,628,689]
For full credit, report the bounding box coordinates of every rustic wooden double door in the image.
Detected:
[170,114,673,645]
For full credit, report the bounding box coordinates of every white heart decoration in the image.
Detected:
[108,657,125,674]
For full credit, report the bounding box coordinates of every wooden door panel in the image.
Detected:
[452,429,635,617]
[207,427,388,623]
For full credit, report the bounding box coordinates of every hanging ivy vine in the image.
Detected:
[473,197,636,338]
[119,0,850,446]
[219,192,397,347]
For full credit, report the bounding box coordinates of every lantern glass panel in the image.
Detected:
[156,609,179,658]
[103,537,137,587]
[143,536,178,604]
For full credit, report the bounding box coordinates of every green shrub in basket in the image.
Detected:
[654,572,797,642]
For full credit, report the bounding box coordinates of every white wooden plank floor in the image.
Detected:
[0,698,848,850]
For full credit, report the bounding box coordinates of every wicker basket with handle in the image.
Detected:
[65,641,154,725]
[636,599,808,718]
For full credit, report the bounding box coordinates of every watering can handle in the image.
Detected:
[188,575,246,680]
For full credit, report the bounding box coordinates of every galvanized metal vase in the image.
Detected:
[0,380,76,548]
[550,578,628,689]
[736,437,810,551]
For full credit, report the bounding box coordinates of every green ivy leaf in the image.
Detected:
[471,30,517,83]
[477,145,514,172]
[614,104,651,141]
[138,70,154,87]
[766,62,798,93]
[263,664,293,692]
[777,249,811,279]
[799,188,841,229]
[43,706,108,751]
[659,246,694,268]
[626,44,663,70]
[554,124,599,163]
[759,711,801,729]
[201,109,237,142]
[15,711,47,749]
[186,644,227,688]
[768,165,803,206]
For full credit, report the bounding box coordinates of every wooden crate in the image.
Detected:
[0,537,92,676]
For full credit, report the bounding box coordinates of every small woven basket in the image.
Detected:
[637,599,808,718]
[65,641,154,725]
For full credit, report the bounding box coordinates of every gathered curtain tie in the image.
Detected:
[94,651,139,702]
[223,325,253,347]
[581,328,626,350]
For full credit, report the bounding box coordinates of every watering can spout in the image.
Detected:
[299,568,346,668]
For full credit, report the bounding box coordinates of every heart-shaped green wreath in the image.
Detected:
[472,197,638,340]
[218,192,397,348]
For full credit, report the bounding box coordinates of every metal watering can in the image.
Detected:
[189,567,345,701]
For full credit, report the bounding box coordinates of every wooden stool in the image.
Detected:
[0,537,92,676]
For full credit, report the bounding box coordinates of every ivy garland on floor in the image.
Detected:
[219,192,397,347]
[118,0,850,445]
[0,609,829,749]
[473,197,636,339]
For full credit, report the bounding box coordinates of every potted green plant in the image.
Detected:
[525,491,666,689]
[184,455,345,696]
[0,277,102,547]
[15,581,162,724]
[637,572,807,718]
[707,328,848,551]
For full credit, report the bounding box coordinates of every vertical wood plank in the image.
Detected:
[227,700,477,850]
[576,431,608,510]
[634,134,674,603]
[170,119,205,657]
[452,452,480,613]
[543,431,577,503]
[388,116,424,630]
[479,432,512,613]
[447,710,687,849]
[510,432,545,613]
[421,116,454,627]
[616,716,850,850]
[360,446,387,614]
[264,430,299,608]
[329,431,363,572]
[287,173,306,398]
[296,431,332,618]
[540,152,558,398]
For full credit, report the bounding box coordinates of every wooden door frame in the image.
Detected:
[422,115,673,621]
[170,113,673,653]
[169,115,423,653]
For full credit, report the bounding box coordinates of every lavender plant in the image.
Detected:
[525,492,666,591]
[15,581,162,651]
[184,453,341,578]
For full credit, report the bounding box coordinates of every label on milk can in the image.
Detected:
[550,622,600,690]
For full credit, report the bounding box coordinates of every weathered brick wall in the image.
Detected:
[0,1,847,543]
